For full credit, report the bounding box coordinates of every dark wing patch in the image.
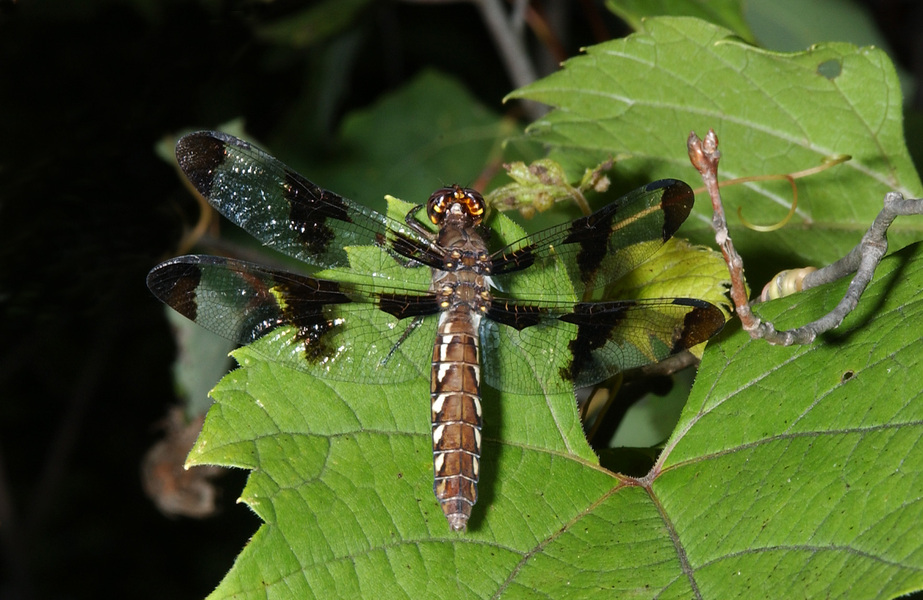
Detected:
[489,179,695,297]
[558,298,724,388]
[175,131,444,272]
[282,169,351,258]
[480,296,724,394]
[147,255,439,384]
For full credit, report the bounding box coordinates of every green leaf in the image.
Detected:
[606,237,728,306]
[164,308,234,417]
[658,241,923,598]
[302,69,529,208]
[507,17,923,270]
[254,0,372,48]
[606,0,755,42]
[190,241,923,598]
[743,0,895,53]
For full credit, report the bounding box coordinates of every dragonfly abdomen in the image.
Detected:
[431,307,483,532]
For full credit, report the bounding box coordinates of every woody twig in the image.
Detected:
[688,128,923,345]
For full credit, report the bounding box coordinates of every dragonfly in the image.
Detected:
[147,131,725,532]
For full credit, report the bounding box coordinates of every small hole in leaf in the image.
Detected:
[817,59,842,80]
[841,370,855,383]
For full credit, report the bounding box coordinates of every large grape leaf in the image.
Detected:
[188,240,923,599]
[507,17,923,270]
[654,241,923,598]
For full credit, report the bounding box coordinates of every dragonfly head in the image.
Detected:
[426,184,485,227]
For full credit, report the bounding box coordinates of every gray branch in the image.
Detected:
[689,129,923,346]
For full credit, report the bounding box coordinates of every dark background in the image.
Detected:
[1,1,921,599]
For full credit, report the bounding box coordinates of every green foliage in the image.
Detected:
[607,0,755,41]
[185,14,923,600]
[190,241,923,598]
[485,157,613,217]
[254,0,373,48]
[508,17,923,268]
[743,0,897,53]
[304,70,530,206]
[661,242,923,599]
[164,309,234,417]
